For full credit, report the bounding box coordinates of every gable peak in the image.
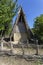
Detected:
[18,6,24,15]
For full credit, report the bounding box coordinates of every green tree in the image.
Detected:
[0,0,18,36]
[33,14,43,43]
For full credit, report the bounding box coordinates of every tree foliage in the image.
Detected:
[33,14,43,43]
[0,0,18,36]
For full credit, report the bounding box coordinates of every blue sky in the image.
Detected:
[18,0,43,28]
[13,0,43,28]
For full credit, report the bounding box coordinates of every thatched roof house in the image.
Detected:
[9,7,34,44]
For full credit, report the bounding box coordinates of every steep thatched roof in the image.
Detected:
[10,7,34,40]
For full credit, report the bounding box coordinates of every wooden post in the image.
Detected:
[36,40,38,55]
[27,39,29,44]
[20,42,24,55]
[10,37,13,49]
[1,42,3,50]
[10,37,13,53]
[11,42,13,50]
[27,39,29,47]
[1,37,4,50]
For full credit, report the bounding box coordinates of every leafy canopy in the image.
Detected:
[33,14,43,42]
[0,0,18,36]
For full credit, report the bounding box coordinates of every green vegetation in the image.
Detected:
[36,60,42,65]
[33,14,43,43]
[0,0,18,36]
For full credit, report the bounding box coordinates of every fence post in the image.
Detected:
[10,37,13,54]
[1,37,4,50]
[11,42,13,50]
[1,41,3,50]
[36,40,38,55]
[27,39,29,47]
[20,42,24,55]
